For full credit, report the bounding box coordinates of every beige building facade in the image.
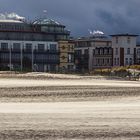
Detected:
[111,34,138,67]
[58,41,75,72]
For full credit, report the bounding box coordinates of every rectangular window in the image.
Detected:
[1,43,8,50]
[104,49,108,55]
[117,58,119,65]
[75,50,82,55]
[103,59,104,64]
[100,49,104,55]
[115,48,118,55]
[127,48,130,55]
[84,49,89,55]
[13,43,20,51]
[125,58,128,65]
[68,54,72,63]
[116,37,118,44]
[107,58,110,64]
[109,48,112,54]
[38,44,45,51]
[137,48,140,54]
[129,58,133,65]
[114,58,116,65]
[93,49,95,55]
[127,37,131,44]
[25,43,32,51]
[50,44,57,51]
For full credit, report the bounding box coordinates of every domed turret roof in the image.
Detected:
[33,18,64,26]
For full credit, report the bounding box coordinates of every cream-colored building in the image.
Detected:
[111,34,138,67]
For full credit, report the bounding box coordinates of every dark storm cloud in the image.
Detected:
[0,0,139,37]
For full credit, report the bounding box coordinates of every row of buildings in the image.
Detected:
[0,16,140,73]
[75,34,140,72]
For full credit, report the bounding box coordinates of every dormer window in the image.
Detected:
[127,37,131,44]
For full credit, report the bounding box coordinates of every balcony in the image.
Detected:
[11,49,21,53]
[0,49,9,53]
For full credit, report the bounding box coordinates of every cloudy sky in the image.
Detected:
[0,0,139,37]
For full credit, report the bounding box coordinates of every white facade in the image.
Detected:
[0,40,58,72]
[0,40,58,50]
[112,35,137,66]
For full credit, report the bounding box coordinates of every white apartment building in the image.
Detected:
[111,34,138,67]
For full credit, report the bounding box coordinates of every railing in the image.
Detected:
[42,30,70,34]
[34,50,60,54]
[0,49,60,53]
[34,59,59,64]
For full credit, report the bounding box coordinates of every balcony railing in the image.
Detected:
[34,59,59,64]
[34,50,60,54]
[42,30,70,35]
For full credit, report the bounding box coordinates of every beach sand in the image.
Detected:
[0,74,140,139]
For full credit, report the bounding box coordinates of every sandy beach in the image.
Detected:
[0,73,140,139]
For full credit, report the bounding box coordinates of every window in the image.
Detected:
[130,58,133,65]
[84,49,89,55]
[127,48,130,55]
[1,43,8,50]
[102,59,104,65]
[114,58,116,65]
[25,43,32,51]
[116,37,118,44]
[50,44,57,51]
[98,49,100,55]
[75,50,82,55]
[104,48,108,55]
[127,37,131,44]
[93,49,95,55]
[137,48,140,54]
[137,48,140,58]
[107,42,110,46]
[107,58,110,64]
[97,59,100,64]
[72,45,74,50]
[100,49,104,55]
[38,44,45,51]
[1,53,9,61]
[68,54,72,63]
[109,48,112,54]
[13,43,20,51]
[115,48,118,55]
[117,58,119,65]
[125,58,128,65]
